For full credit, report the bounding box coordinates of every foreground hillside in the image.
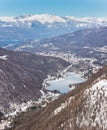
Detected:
[9,66,107,130]
[0,48,69,115]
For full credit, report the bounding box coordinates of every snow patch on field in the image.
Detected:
[94,46,107,53]
[0,55,8,60]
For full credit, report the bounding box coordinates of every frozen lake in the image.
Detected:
[47,72,85,93]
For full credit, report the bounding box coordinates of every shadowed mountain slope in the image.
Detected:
[0,48,69,114]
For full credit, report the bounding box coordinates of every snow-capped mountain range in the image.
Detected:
[1,14,107,25]
[1,14,107,46]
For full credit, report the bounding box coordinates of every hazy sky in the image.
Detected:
[0,0,107,17]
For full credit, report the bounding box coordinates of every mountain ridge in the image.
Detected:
[1,14,107,24]
[8,65,107,130]
[11,27,107,75]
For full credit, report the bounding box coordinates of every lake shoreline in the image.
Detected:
[44,71,85,94]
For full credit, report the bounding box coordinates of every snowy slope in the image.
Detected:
[77,79,107,129]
